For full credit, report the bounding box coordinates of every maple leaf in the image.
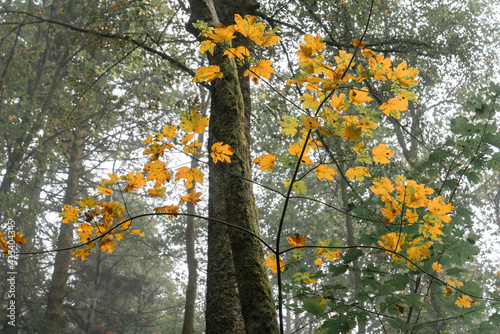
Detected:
[193,65,223,83]
[335,50,354,70]
[13,232,26,245]
[198,40,216,55]
[287,233,306,248]
[76,223,94,242]
[211,142,234,164]
[153,204,179,220]
[180,188,202,204]
[379,97,407,119]
[445,287,452,297]
[179,110,209,134]
[223,46,251,60]
[233,14,266,42]
[99,238,117,254]
[315,257,323,269]
[284,179,307,194]
[432,262,444,273]
[352,39,365,49]
[392,61,419,87]
[144,160,171,186]
[329,93,349,111]
[446,278,463,287]
[315,164,338,181]
[301,115,321,129]
[175,167,204,188]
[76,196,98,209]
[123,172,146,192]
[253,154,275,172]
[278,115,299,137]
[427,197,454,223]
[204,23,235,43]
[96,186,112,196]
[345,166,371,182]
[263,253,284,273]
[349,88,372,106]
[244,60,275,83]
[129,229,145,237]
[147,186,166,197]
[455,294,475,308]
[301,34,325,57]
[60,205,79,224]
[372,144,394,164]
[293,272,317,285]
[73,248,91,261]
[163,124,178,140]
[255,26,281,46]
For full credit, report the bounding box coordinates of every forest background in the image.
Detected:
[0,0,499,333]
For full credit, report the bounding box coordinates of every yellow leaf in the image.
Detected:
[129,229,145,237]
[392,61,419,87]
[76,196,98,209]
[349,88,372,106]
[315,164,337,181]
[345,166,371,182]
[147,186,166,197]
[179,110,209,134]
[73,248,91,261]
[255,26,281,46]
[379,97,407,119]
[244,60,274,83]
[277,115,298,136]
[180,188,202,204]
[99,238,117,254]
[352,39,365,49]
[301,115,321,129]
[263,253,284,273]
[254,154,275,172]
[287,233,306,248]
[329,93,349,111]
[233,14,266,42]
[60,205,79,224]
[223,46,251,60]
[198,40,216,55]
[163,124,178,140]
[315,257,323,268]
[372,144,394,164]
[96,186,112,196]
[455,294,475,308]
[204,23,235,43]
[211,142,234,164]
[445,287,452,297]
[144,160,171,186]
[153,204,179,220]
[193,65,223,83]
[293,272,317,285]
[123,172,146,193]
[432,262,444,273]
[175,167,204,188]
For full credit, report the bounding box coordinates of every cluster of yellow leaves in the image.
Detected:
[193,15,280,83]
[62,106,237,261]
[374,176,454,267]
[0,230,27,257]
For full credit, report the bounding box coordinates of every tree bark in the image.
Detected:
[42,128,85,334]
[186,1,278,333]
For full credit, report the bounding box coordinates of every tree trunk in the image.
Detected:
[42,128,85,334]
[186,1,278,333]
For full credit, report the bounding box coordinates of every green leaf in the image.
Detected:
[342,248,364,264]
[302,298,325,317]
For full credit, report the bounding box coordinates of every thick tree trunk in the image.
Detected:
[187,1,278,333]
[42,128,85,334]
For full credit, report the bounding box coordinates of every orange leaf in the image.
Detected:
[372,144,394,164]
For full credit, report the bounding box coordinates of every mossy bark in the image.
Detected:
[187,1,278,333]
